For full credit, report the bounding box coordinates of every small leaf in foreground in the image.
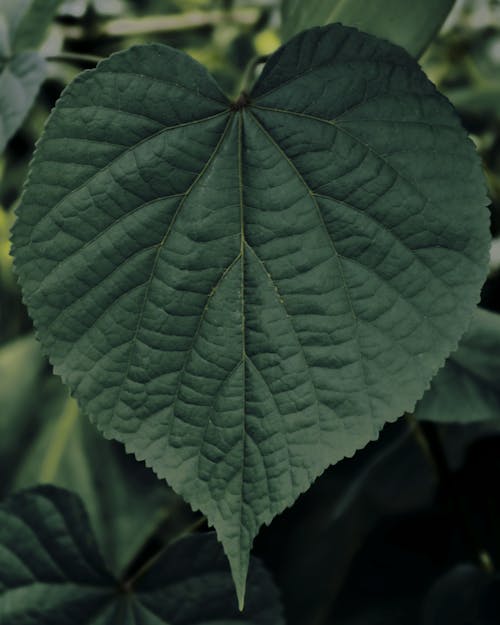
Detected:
[416,308,500,424]
[12,24,490,604]
[0,486,283,624]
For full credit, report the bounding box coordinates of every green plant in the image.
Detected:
[1,1,498,623]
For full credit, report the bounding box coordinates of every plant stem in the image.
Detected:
[235,55,269,100]
[406,413,441,477]
[121,515,207,592]
[45,52,103,65]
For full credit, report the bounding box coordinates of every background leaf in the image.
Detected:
[254,419,437,624]
[422,564,500,625]
[280,0,455,57]
[257,416,500,624]
[416,308,500,423]
[12,24,490,605]
[0,0,63,153]
[11,0,64,52]
[1,0,32,39]
[11,379,184,575]
[0,486,284,625]
[0,52,46,154]
[0,334,44,475]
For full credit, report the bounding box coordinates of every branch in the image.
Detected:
[100,8,260,37]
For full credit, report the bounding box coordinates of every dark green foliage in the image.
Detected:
[2,1,499,621]
[12,23,490,601]
[0,486,284,624]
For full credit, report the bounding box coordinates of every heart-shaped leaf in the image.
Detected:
[12,24,490,605]
[0,486,283,624]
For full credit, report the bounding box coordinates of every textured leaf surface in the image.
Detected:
[0,486,283,624]
[416,308,500,423]
[280,0,455,56]
[12,24,490,604]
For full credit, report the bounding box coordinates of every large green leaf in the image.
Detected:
[12,24,490,605]
[280,0,455,57]
[416,308,500,423]
[0,486,284,624]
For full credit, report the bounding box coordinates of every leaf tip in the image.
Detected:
[237,585,246,612]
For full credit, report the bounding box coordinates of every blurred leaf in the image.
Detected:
[449,83,500,117]
[11,0,64,52]
[0,0,64,153]
[0,52,46,153]
[0,15,10,57]
[1,0,32,38]
[416,308,500,424]
[13,379,182,575]
[0,486,285,625]
[280,0,455,57]
[422,564,500,624]
[0,334,44,472]
[0,207,15,287]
